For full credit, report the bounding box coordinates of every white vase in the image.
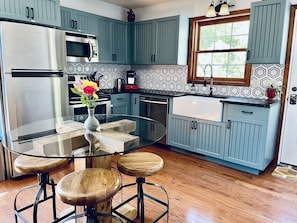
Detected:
[84,108,100,131]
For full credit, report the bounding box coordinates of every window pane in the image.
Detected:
[231,35,248,48]
[232,21,249,35]
[229,52,246,64]
[214,36,231,50]
[198,53,212,64]
[213,52,228,65]
[215,23,232,37]
[227,65,245,78]
[200,25,215,50]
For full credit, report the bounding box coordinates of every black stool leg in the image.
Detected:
[14,172,59,223]
[137,177,145,223]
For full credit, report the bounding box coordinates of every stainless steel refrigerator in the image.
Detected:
[0,21,69,179]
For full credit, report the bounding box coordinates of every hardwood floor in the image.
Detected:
[1,145,297,223]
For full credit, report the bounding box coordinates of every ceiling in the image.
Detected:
[100,0,172,9]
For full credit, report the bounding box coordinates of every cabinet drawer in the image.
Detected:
[226,104,269,121]
[111,93,130,103]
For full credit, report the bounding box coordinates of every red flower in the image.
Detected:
[83,86,96,95]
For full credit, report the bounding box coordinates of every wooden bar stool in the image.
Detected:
[13,150,72,223]
[113,152,169,223]
[56,168,123,223]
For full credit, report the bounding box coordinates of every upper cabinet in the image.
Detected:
[132,15,189,65]
[0,0,61,27]
[60,7,97,34]
[246,0,290,64]
[97,17,131,64]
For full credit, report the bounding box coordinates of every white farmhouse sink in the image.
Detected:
[172,95,223,122]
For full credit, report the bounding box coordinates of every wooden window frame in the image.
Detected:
[188,9,252,86]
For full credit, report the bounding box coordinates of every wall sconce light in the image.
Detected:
[206,1,235,18]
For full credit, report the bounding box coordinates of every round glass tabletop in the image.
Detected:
[8,114,166,158]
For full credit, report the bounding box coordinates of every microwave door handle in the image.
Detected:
[88,41,93,62]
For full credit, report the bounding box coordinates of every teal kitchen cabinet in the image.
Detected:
[97,17,130,64]
[0,0,61,27]
[60,7,96,34]
[223,103,280,171]
[168,114,225,158]
[130,93,140,116]
[111,93,131,115]
[246,0,290,64]
[132,15,189,65]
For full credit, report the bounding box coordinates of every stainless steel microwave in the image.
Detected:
[65,31,98,63]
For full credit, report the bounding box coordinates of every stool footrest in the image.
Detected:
[113,180,169,223]
[14,173,58,223]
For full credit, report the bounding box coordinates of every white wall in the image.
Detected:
[134,0,257,21]
[61,0,297,22]
[60,0,127,20]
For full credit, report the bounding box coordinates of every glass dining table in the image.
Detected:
[9,114,166,158]
[7,114,166,222]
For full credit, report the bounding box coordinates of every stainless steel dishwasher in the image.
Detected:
[139,95,168,145]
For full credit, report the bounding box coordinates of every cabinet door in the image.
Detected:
[111,93,131,115]
[193,120,225,159]
[0,0,61,27]
[168,114,193,151]
[132,20,155,64]
[61,7,96,33]
[155,17,179,64]
[113,21,130,64]
[246,0,290,64]
[74,10,96,34]
[224,118,266,169]
[0,0,29,21]
[30,0,61,27]
[97,17,113,62]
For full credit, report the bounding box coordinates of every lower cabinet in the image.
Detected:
[168,114,225,159]
[223,103,280,171]
[111,93,131,114]
[168,102,280,174]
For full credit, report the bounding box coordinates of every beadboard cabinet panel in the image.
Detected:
[246,0,290,64]
[194,120,225,159]
[168,114,225,158]
[168,114,192,152]
[223,103,280,171]
[97,17,130,64]
[0,0,61,27]
[133,20,155,64]
[60,7,96,34]
[132,16,188,65]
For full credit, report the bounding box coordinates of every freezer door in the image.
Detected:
[0,21,66,71]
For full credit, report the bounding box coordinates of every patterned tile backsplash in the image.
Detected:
[67,63,284,99]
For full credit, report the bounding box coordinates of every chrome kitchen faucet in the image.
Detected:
[204,64,213,96]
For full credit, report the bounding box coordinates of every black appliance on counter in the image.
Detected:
[125,70,138,90]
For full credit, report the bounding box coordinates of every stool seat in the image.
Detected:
[57,168,121,206]
[114,152,169,223]
[14,150,68,174]
[117,152,164,177]
[13,150,71,223]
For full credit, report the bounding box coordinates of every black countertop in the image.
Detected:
[99,88,280,108]
[99,88,186,97]
[219,97,280,108]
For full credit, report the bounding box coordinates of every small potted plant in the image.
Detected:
[266,84,283,100]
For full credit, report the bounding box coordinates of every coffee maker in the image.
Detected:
[125,70,138,90]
